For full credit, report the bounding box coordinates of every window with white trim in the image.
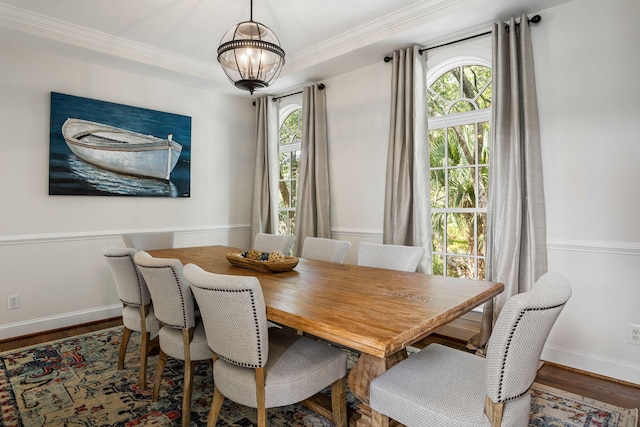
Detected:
[278,104,302,236]
[428,63,491,280]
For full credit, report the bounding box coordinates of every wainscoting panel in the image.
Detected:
[0,225,250,340]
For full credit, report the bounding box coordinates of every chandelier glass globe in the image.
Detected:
[217,16,285,94]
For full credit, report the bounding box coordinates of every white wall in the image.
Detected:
[325,0,640,384]
[534,0,640,385]
[0,45,256,338]
[1,0,638,386]
[324,61,392,265]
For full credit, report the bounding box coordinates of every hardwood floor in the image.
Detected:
[0,317,123,352]
[1,319,639,410]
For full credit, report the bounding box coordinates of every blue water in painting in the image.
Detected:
[49,92,191,197]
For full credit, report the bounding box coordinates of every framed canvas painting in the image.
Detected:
[49,92,191,197]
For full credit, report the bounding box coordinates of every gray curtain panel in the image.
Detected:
[251,96,280,240]
[469,14,548,352]
[384,46,431,273]
[294,84,331,256]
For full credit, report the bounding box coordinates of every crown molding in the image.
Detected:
[0,2,223,83]
[0,0,467,83]
[285,0,467,73]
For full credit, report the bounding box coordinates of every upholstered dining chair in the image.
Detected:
[369,271,572,427]
[101,246,159,390]
[253,232,296,255]
[122,232,174,251]
[301,237,351,263]
[183,263,349,427]
[133,251,210,427]
[357,241,425,272]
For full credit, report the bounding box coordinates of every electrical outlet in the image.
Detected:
[7,295,19,310]
[628,323,640,346]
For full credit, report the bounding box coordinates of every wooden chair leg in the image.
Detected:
[179,328,195,427]
[118,326,132,370]
[149,335,160,355]
[371,409,390,427]
[484,396,504,427]
[256,367,267,427]
[182,360,195,427]
[152,350,168,401]
[139,331,151,389]
[137,304,153,390]
[207,385,225,427]
[331,377,347,427]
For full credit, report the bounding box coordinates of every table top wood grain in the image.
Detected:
[148,245,504,359]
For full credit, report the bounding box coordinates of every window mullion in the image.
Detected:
[428,62,491,281]
[278,107,302,236]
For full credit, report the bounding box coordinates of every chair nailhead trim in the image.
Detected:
[198,285,264,368]
[105,253,146,306]
[496,303,566,402]
[140,265,190,328]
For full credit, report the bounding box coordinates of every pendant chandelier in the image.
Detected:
[217,0,285,94]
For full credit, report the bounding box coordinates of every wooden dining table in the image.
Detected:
[147,245,504,427]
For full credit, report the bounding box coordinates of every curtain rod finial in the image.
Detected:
[384,56,392,63]
[530,14,542,24]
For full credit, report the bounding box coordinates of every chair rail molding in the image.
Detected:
[547,238,640,256]
[330,227,383,240]
[0,224,251,246]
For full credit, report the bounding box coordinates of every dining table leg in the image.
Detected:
[347,349,408,427]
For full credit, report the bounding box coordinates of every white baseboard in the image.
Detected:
[434,313,640,386]
[542,344,640,386]
[433,310,483,341]
[0,305,122,340]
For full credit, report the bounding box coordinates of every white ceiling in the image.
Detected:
[0,0,572,97]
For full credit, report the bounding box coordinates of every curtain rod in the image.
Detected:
[251,84,326,105]
[383,14,541,62]
[272,83,325,102]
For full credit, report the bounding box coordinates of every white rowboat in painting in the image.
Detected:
[61,118,182,181]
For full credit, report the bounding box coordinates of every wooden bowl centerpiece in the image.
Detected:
[225,249,299,273]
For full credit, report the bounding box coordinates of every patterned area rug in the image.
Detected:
[0,327,637,427]
[530,382,637,427]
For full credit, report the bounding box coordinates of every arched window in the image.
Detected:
[278,104,302,236]
[428,61,491,280]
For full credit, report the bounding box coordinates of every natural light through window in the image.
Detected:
[428,64,491,280]
[278,106,302,236]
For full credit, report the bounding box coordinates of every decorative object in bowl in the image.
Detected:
[225,249,299,273]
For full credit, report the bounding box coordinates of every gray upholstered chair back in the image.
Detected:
[123,232,174,250]
[485,271,571,404]
[102,246,150,307]
[301,237,351,263]
[253,233,295,255]
[134,251,196,330]
[184,263,269,368]
[357,241,425,272]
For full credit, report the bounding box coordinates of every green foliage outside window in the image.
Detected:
[428,65,491,280]
[278,108,302,236]
[428,65,492,117]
